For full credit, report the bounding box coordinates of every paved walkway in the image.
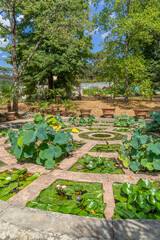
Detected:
[0,118,160,239]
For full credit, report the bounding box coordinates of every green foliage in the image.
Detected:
[93,0,160,99]
[119,124,160,172]
[83,87,111,96]
[113,115,138,128]
[0,81,14,103]
[70,154,123,174]
[46,114,66,129]
[8,114,73,169]
[69,115,95,126]
[147,111,160,133]
[0,169,40,201]
[26,179,106,218]
[0,128,9,138]
[113,179,160,219]
[90,144,120,153]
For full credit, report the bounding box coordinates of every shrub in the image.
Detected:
[113,115,138,128]
[119,126,160,172]
[113,179,160,219]
[8,113,73,169]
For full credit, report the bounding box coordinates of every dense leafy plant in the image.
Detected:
[0,129,9,138]
[113,115,138,128]
[0,169,40,201]
[70,154,123,174]
[147,111,160,133]
[113,179,160,219]
[90,144,120,153]
[119,126,160,172]
[8,113,73,169]
[69,115,95,126]
[46,114,67,129]
[26,179,106,218]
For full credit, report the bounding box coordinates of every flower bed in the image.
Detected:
[26,179,106,218]
[69,154,123,174]
[90,144,120,153]
[79,131,125,141]
[112,179,160,219]
[0,169,40,201]
[113,128,131,132]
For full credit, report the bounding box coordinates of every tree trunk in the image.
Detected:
[48,72,53,90]
[125,1,130,104]
[9,3,19,115]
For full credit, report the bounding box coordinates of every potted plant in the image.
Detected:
[102,108,115,118]
[134,109,149,119]
[80,109,91,117]
[0,113,6,122]
[0,81,15,121]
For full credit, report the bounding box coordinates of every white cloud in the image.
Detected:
[17,14,24,22]
[0,38,9,47]
[0,15,10,27]
[100,0,104,5]
[0,51,2,54]
[90,27,99,35]
[89,0,92,5]
[1,55,7,59]
[101,32,109,39]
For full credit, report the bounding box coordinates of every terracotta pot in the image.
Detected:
[134,109,149,119]
[6,112,15,121]
[80,109,91,117]
[0,117,6,122]
[102,108,115,118]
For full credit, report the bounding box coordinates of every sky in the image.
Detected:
[0,0,106,70]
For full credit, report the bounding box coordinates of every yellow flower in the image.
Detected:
[72,128,79,133]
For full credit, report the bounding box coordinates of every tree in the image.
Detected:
[0,0,91,113]
[93,0,160,102]
[21,32,92,97]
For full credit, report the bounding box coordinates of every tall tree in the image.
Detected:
[0,0,91,113]
[94,0,160,102]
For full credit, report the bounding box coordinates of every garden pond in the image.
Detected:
[69,154,124,174]
[90,144,121,153]
[26,179,106,218]
[0,168,40,201]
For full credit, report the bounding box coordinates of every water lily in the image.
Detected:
[5,177,11,181]
[77,165,82,170]
[76,196,81,201]
[56,184,61,189]
[62,185,67,190]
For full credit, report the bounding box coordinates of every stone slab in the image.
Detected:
[0,202,113,239]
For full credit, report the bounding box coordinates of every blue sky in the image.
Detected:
[0,0,106,69]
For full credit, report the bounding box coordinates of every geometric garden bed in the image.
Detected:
[0,117,160,223]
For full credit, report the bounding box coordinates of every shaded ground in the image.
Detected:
[0,96,160,118]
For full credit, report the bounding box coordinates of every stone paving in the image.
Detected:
[0,118,160,239]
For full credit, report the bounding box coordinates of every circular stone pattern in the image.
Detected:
[78,131,123,141]
[91,133,112,138]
